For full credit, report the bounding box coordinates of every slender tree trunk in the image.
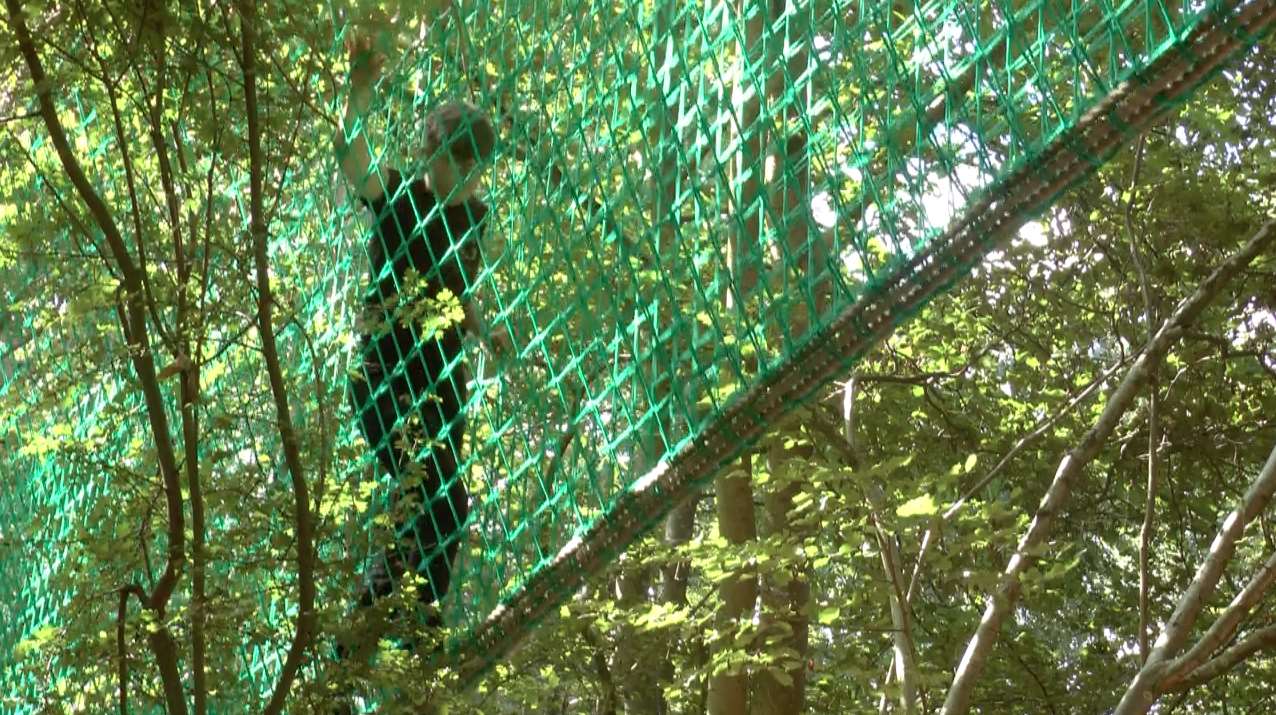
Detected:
[660,493,700,686]
[842,380,920,714]
[868,485,919,714]
[730,0,766,302]
[650,2,694,704]
[709,3,770,704]
[241,6,317,713]
[1123,136,1160,668]
[662,497,699,605]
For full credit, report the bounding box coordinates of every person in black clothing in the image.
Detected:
[334,24,499,620]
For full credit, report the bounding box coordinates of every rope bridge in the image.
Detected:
[1,0,1272,709]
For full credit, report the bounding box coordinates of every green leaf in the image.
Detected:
[897,494,938,518]
[964,453,978,473]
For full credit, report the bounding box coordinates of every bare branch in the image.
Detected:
[942,218,1276,715]
[709,455,758,715]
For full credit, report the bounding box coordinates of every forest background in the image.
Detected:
[2,0,1275,713]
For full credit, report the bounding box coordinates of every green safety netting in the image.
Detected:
[2,0,1273,710]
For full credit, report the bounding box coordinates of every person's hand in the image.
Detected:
[346,34,385,93]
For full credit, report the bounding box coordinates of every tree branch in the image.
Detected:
[1163,549,1276,688]
[1164,624,1276,692]
[904,358,1123,605]
[1115,442,1276,713]
[240,4,317,713]
[942,218,1276,715]
[6,3,189,712]
[1122,134,1161,666]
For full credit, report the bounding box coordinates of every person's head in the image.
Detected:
[423,101,496,205]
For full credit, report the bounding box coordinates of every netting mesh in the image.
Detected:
[2,0,1273,709]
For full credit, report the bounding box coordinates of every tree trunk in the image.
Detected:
[756,2,815,709]
[662,495,699,604]
[613,562,667,713]
[756,444,811,715]
[707,0,776,707]
[709,455,759,715]
[660,493,700,684]
[649,1,694,703]
[868,484,920,714]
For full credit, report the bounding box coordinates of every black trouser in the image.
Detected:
[348,335,470,610]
